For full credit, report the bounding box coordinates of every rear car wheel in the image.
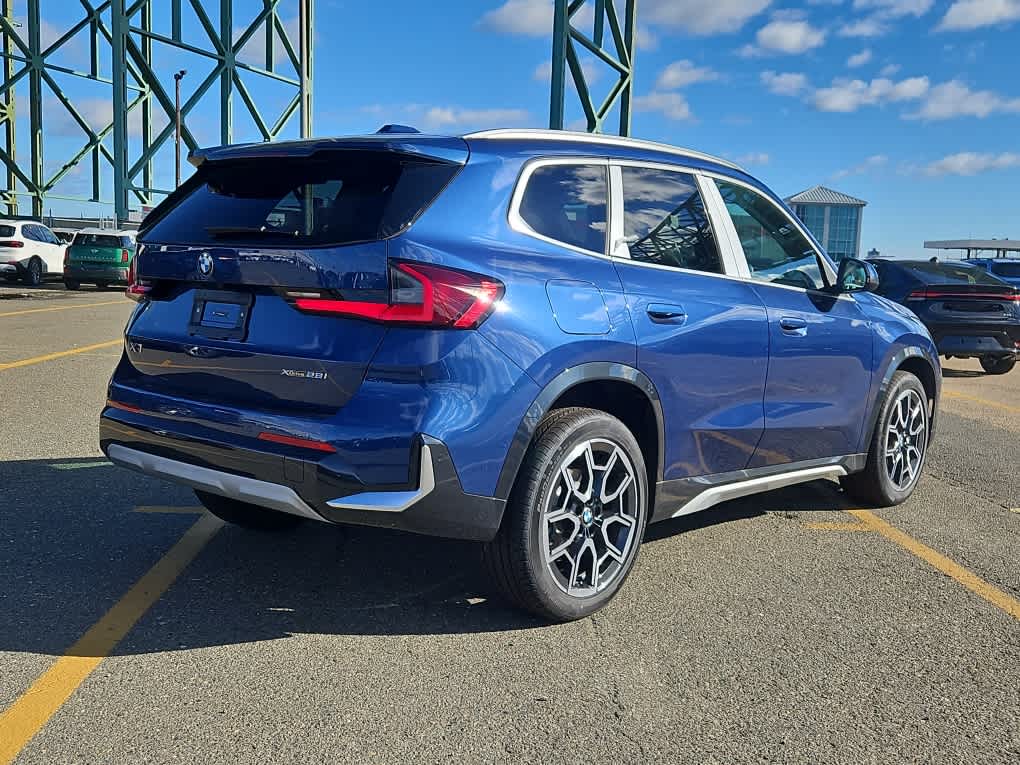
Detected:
[194,490,304,531]
[482,407,648,622]
[979,355,1015,375]
[63,279,80,291]
[22,257,42,286]
[840,371,929,507]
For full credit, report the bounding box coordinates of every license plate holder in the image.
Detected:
[187,289,253,341]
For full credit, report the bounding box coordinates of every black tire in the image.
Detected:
[95,281,110,291]
[481,407,649,622]
[840,370,929,507]
[22,257,42,286]
[194,490,304,531]
[63,279,80,291]
[979,355,1015,375]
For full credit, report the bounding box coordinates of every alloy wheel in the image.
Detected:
[884,388,927,491]
[542,438,641,598]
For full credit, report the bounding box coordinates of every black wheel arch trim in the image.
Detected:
[493,362,665,502]
[864,345,941,453]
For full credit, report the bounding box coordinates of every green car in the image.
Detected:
[63,230,135,290]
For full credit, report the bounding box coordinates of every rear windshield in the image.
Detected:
[0,225,15,237]
[75,234,124,248]
[903,262,1005,286]
[142,152,460,246]
[990,262,1020,278]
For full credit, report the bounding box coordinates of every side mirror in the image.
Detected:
[836,258,879,294]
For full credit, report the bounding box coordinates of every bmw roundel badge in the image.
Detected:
[198,251,214,277]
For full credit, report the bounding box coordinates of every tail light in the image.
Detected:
[0,240,24,248]
[125,257,151,301]
[121,248,130,263]
[292,261,504,329]
[907,287,1020,302]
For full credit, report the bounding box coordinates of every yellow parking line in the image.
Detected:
[849,509,1020,621]
[0,513,224,765]
[941,390,1020,415]
[0,299,124,318]
[0,339,120,372]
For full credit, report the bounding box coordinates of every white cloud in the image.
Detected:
[744,19,826,55]
[478,0,555,36]
[906,80,1020,119]
[761,70,809,95]
[879,63,901,76]
[837,17,890,35]
[736,152,770,165]
[939,0,1020,30]
[919,152,1020,176]
[46,97,151,138]
[642,0,772,35]
[853,0,933,16]
[235,15,301,70]
[833,154,888,179]
[636,25,659,50]
[633,91,694,121]
[812,75,929,111]
[847,48,873,67]
[655,60,721,89]
[421,107,533,130]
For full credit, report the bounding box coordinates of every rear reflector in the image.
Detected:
[106,398,143,414]
[293,261,503,329]
[257,431,337,453]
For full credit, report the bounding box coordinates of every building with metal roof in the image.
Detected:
[784,185,867,261]
[923,239,1020,259]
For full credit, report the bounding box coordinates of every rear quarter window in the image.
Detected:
[0,225,15,237]
[516,163,607,254]
[141,151,459,247]
[990,262,1020,278]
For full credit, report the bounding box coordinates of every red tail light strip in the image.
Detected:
[257,431,337,453]
[907,288,1020,301]
[0,240,24,248]
[293,261,503,329]
[106,399,144,414]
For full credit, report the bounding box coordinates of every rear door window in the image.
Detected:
[517,164,607,254]
[142,151,460,246]
[618,166,721,274]
[22,225,39,242]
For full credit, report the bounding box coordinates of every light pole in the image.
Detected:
[173,69,186,188]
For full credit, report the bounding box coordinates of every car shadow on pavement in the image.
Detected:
[0,459,856,658]
[941,368,984,378]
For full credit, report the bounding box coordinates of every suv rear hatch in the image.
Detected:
[68,232,132,266]
[122,135,468,414]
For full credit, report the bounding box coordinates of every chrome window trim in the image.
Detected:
[508,157,611,259]
[467,129,743,171]
[700,169,839,287]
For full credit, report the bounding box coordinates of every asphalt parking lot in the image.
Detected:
[0,284,1017,764]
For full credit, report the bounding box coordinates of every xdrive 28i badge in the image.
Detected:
[197,251,214,277]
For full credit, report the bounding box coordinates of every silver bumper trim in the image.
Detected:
[106,444,326,522]
[326,444,436,513]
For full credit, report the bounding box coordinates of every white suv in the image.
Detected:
[0,220,66,286]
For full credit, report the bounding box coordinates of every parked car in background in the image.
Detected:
[101,128,942,621]
[0,219,65,285]
[52,227,78,244]
[963,258,1020,289]
[868,259,1019,375]
[63,229,136,290]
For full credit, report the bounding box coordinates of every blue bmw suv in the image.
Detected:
[102,128,940,621]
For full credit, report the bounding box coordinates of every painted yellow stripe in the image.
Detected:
[0,514,223,765]
[803,521,871,531]
[0,339,120,372]
[941,389,1020,416]
[0,299,124,319]
[849,509,1020,621]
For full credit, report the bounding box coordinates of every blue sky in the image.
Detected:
[17,0,1020,256]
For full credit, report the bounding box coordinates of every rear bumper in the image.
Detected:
[100,410,505,541]
[928,322,1020,357]
[64,263,129,283]
[0,262,21,273]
